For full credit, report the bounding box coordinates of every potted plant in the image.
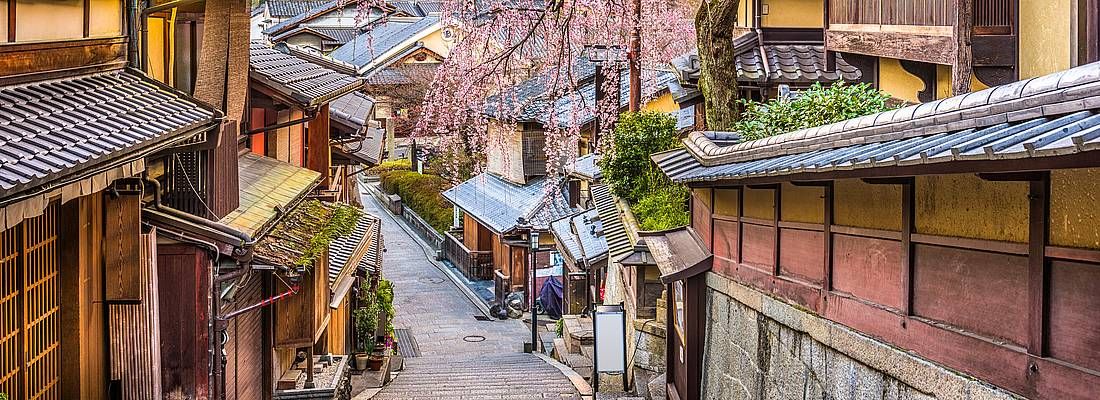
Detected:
[353,282,379,371]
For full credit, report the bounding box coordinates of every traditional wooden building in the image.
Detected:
[0,2,225,400]
[654,61,1100,400]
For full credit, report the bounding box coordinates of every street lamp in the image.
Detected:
[581,44,627,153]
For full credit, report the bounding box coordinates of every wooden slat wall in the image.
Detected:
[109,229,164,400]
[157,244,211,400]
[104,193,142,301]
[224,276,264,400]
[0,204,61,400]
[830,0,954,26]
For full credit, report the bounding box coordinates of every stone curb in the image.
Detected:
[359,182,494,319]
[533,352,595,398]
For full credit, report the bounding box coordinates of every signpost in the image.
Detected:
[592,303,627,392]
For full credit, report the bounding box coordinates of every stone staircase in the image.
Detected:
[371,353,582,399]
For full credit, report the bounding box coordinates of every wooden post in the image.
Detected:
[952,0,974,95]
[773,185,782,276]
[900,179,915,316]
[308,104,332,188]
[737,187,744,265]
[822,182,834,293]
[1027,173,1050,356]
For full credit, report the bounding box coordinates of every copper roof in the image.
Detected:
[220,153,321,237]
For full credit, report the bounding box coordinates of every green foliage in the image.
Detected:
[633,185,691,231]
[367,159,412,175]
[733,82,894,141]
[354,282,378,352]
[293,202,363,267]
[1,392,7,400]
[599,111,691,230]
[378,170,453,232]
[599,111,681,204]
[554,318,564,338]
[376,279,396,340]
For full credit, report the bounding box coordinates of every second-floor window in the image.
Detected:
[0,0,122,44]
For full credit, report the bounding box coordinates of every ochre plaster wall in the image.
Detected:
[743,187,775,220]
[693,188,713,210]
[643,93,679,113]
[1018,0,1072,79]
[762,0,824,28]
[714,188,739,217]
[915,174,1029,243]
[780,183,824,224]
[834,179,901,231]
[1050,168,1100,249]
[878,58,925,103]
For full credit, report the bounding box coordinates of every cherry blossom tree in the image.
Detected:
[359,0,696,180]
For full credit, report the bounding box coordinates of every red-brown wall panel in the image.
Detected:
[741,223,775,268]
[912,244,1028,347]
[713,219,739,262]
[692,194,712,249]
[831,234,904,310]
[778,228,824,284]
[1048,259,1100,372]
[156,244,211,400]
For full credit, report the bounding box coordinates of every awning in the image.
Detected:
[0,68,221,230]
[625,227,712,284]
[327,212,383,308]
[220,153,322,238]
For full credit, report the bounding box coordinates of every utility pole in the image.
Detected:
[628,0,641,111]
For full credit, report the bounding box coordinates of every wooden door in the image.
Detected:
[0,204,61,400]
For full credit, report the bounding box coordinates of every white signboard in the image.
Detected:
[594,304,626,373]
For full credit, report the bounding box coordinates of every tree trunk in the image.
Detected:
[695,0,742,131]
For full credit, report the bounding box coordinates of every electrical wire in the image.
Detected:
[174,153,218,219]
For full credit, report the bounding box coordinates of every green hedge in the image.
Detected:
[733,82,894,141]
[367,159,412,175]
[633,185,690,231]
[378,170,452,232]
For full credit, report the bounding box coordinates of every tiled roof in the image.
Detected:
[591,184,631,260]
[330,91,375,129]
[566,153,602,181]
[655,62,1100,183]
[334,126,385,165]
[251,200,361,267]
[263,0,343,36]
[550,214,583,263]
[250,41,364,107]
[266,0,330,18]
[572,209,608,263]
[330,16,440,70]
[220,153,321,237]
[328,212,382,285]
[387,0,426,16]
[0,69,219,200]
[638,227,711,283]
[737,45,861,83]
[442,172,576,233]
[270,26,359,46]
[364,63,439,85]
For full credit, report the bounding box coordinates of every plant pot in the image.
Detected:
[367,354,385,371]
[353,353,370,371]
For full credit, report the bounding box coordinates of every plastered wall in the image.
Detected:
[1050,168,1100,249]
[1018,0,1072,79]
[780,183,824,224]
[878,58,925,103]
[714,188,739,216]
[762,0,824,28]
[743,187,775,220]
[915,174,1029,243]
[833,179,901,231]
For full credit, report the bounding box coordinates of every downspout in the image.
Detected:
[142,176,253,245]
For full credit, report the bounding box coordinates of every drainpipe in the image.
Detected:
[142,176,253,245]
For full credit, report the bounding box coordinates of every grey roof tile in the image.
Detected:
[329,16,440,69]
[0,69,218,200]
[266,0,330,17]
[442,172,577,233]
[250,41,364,107]
[591,184,631,260]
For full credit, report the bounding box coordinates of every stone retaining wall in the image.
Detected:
[702,272,1021,400]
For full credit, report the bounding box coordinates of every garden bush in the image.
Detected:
[733,82,894,141]
[599,111,690,231]
[378,170,453,232]
[367,159,412,175]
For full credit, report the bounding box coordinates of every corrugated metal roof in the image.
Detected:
[591,185,631,260]
[658,62,1100,182]
[220,153,322,237]
[442,172,576,233]
[250,41,364,107]
[330,16,440,69]
[0,69,218,200]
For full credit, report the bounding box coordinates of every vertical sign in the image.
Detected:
[594,304,626,374]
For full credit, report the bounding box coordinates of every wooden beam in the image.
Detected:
[1027,173,1050,356]
[790,180,832,187]
[898,59,937,102]
[823,182,834,293]
[1087,0,1100,63]
[952,0,974,95]
[861,177,914,185]
[7,1,15,42]
[307,104,332,188]
[901,180,914,316]
[825,29,955,65]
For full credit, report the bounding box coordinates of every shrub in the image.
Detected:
[633,184,690,231]
[367,159,412,175]
[378,170,453,232]
[733,82,894,141]
[598,111,681,204]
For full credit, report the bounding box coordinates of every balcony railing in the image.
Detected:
[443,230,494,281]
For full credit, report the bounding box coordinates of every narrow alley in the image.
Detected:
[357,186,584,399]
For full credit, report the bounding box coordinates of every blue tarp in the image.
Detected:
[539,276,564,320]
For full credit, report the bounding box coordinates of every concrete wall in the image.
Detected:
[701,272,1021,400]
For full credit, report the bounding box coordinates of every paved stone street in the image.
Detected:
[359,187,582,399]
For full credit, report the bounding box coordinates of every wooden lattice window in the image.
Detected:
[0,203,61,400]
